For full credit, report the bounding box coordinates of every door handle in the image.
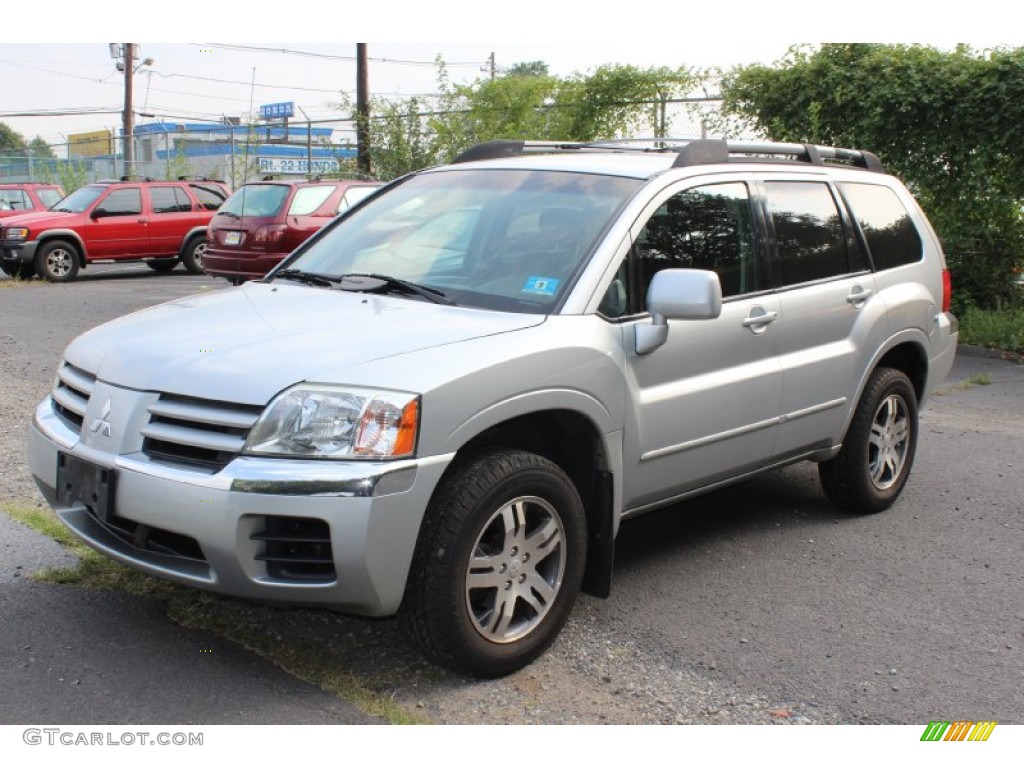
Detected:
[745,309,774,327]
[846,287,873,305]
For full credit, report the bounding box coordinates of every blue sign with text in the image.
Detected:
[260,102,295,120]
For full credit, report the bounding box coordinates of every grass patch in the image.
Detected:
[0,277,42,289]
[933,372,992,396]
[3,500,427,724]
[959,305,1024,354]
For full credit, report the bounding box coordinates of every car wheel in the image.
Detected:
[34,240,80,283]
[180,235,207,275]
[146,259,178,273]
[819,367,918,513]
[401,449,587,677]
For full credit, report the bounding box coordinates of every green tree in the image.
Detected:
[0,122,27,155]
[356,60,697,180]
[506,61,549,78]
[720,44,1024,309]
[28,136,55,159]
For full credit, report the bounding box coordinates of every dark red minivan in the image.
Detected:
[204,179,381,283]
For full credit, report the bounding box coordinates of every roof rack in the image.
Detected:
[452,138,885,173]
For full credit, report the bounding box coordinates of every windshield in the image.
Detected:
[285,169,641,313]
[218,185,289,217]
[52,185,106,213]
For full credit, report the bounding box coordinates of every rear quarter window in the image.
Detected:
[189,183,229,211]
[839,182,923,270]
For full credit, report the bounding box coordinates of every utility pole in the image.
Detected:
[488,52,497,80]
[356,44,370,177]
[123,43,135,179]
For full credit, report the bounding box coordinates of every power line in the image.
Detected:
[198,43,484,67]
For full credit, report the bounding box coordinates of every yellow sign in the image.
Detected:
[68,130,113,158]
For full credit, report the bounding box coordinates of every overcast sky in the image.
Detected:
[1,4,1012,148]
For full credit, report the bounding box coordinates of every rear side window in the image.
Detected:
[151,187,191,214]
[288,185,337,216]
[189,183,228,211]
[337,185,379,213]
[839,182,923,270]
[765,181,855,286]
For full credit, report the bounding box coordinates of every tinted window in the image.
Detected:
[288,185,336,216]
[150,187,186,214]
[840,182,923,270]
[190,183,228,211]
[634,182,759,302]
[765,182,849,286]
[218,185,288,217]
[100,188,142,216]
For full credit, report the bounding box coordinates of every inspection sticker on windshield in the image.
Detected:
[522,276,560,296]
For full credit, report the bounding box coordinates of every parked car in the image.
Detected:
[204,179,381,283]
[29,139,958,676]
[0,182,65,219]
[0,177,229,282]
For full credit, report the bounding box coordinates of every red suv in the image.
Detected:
[0,183,65,220]
[0,177,229,282]
[204,179,381,283]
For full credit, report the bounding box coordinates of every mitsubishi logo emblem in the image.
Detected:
[89,399,113,438]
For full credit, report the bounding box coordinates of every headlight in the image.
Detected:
[243,385,419,459]
[3,227,29,241]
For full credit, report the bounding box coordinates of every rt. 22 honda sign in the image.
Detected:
[258,157,340,174]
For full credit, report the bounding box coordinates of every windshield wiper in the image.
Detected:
[217,210,240,219]
[272,268,339,288]
[336,273,456,305]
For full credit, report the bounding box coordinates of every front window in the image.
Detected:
[51,185,106,213]
[286,169,641,313]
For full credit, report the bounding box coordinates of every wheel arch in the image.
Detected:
[35,230,88,266]
[429,407,620,600]
[179,226,208,254]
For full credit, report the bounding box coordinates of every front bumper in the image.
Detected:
[0,239,38,267]
[30,395,453,616]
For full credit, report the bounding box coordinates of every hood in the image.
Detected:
[64,282,545,404]
[0,209,77,230]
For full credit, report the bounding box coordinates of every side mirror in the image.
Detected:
[635,269,722,355]
[91,208,109,219]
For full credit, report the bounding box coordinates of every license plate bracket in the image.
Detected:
[56,452,117,524]
[225,231,242,246]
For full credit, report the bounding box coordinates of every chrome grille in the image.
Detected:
[141,394,261,471]
[52,362,96,431]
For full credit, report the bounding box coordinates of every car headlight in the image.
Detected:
[243,385,419,459]
[3,227,29,241]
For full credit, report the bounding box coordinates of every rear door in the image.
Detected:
[147,185,196,256]
[757,175,885,455]
[281,184,338,253]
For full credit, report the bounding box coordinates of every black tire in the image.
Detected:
[401,449,587,677]
[34,239,80,283]
[819,367,918,513]
[1,261,35,280]
[146,259,178,273]
[180,235,207,275]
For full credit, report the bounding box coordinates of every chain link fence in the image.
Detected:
[0,99,755,189]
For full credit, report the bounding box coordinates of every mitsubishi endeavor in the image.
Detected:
[29,139,958,676]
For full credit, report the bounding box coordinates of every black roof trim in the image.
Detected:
[452,138,887,173]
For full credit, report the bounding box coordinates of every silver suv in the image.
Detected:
[29,139,958,676]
